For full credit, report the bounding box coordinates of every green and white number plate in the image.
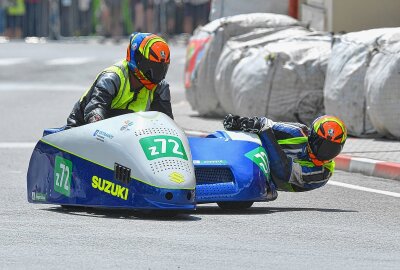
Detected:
[54,156,72,197]
[140,135,188,161]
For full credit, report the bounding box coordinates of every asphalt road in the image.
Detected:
[0,40,399,270]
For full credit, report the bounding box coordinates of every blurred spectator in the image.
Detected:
[24,0,42,37]
[5,0,25,39]
[60,0,72,36]
[78,0,91,36]
[48,0,60,39]
[153,0,176,37]
[132,0,144,31]
[183,0,209,34]
[144,0,153,32]
[0,0,7,35]
[101,0,122,41]
[0,0,211,39]
[122,0,133,35]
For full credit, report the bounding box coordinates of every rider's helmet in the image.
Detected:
[308,115,347,163]
[126,33,170,84]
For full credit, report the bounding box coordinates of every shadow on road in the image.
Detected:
[194,205,358,215]
[43,206,201,221]
[42,205,357,219]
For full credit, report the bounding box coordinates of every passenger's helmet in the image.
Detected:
[126,33,170,84]
[308,115,347,162]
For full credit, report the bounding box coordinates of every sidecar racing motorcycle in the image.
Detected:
[27,112,276,211]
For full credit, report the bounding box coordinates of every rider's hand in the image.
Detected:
[223,114,243,131]
[241,117,265,133]
[88,114,103,123]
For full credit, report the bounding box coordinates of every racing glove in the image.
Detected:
[241,117,265,133]
[88,113,103,123]
[241,116,275,133]
[223,114,243,131]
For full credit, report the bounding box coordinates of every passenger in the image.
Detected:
[66,32,172,128]
[223,114,347,193]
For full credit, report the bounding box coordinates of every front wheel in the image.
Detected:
[217,201,254,210]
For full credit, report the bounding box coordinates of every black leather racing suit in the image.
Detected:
[66,72,173,128]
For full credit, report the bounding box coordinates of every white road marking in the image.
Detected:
[0,142,36,148]
[45,57,93,66]
[0,58,30,66]
[329,180,400,198]
[0,83,85,91]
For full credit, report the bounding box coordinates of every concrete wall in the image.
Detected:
[301,0,400,32]
[209,0,288,21]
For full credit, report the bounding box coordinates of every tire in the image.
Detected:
[217,201,254,210]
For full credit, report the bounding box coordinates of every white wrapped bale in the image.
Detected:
[215,26,311,114]
[365,31,400,139]
[323,29,400,137]
[185,13,300,116]
[231,33,332,125]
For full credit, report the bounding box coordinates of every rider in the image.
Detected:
[66,32,172,128]
[223,114,347,192]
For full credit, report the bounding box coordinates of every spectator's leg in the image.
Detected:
[166,0,176,36]
[101,0,111,38]
[5,13,14,38]
[34,2,42,36]
[49,0,61,40]
[15,15,23,38]
[134,0,144,32]
[196,2,209,28]
[183,3,193,34]
[0,7,5,35]
[152,1,160,34]
[174,1,184,34]
[145,0,153,33]
[159,0,167,36]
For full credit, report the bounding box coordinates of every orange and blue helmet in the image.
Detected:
[308,115,347,162]
[126,32,170,84]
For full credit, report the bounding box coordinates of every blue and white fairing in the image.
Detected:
[27,112,196,210]
[189,131,272,203]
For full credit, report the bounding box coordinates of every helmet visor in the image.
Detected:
[309,134,343,161]
[135,51,169,84]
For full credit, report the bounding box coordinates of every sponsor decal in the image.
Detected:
[93,129,114,142]
[185,37,210,88]
[91,175,129,200]
[192,160,228,165]
[245,147,270,182]
[169,172,185,184]
[32,191,46,202]
[54,156,72,197]
[140,135,188,161]
[120,120,134,132]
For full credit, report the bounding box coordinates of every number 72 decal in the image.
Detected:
[140,135,188,160]
[54,156,72,197]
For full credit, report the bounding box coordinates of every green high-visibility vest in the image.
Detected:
[82,60,156,112]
